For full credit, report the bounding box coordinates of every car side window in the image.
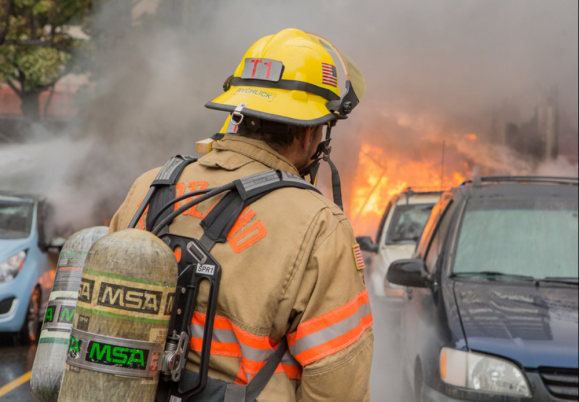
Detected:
[424,201,455,274]
[416,193,453,258]
[376,200,394,245]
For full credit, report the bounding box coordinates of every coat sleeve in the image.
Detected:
[108,168,161,234]
[289,211,374,402]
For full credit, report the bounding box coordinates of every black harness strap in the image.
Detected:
[200,170,321,246]
[143,155,197,232]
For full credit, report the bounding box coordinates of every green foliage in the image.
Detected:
[0,0,91,116]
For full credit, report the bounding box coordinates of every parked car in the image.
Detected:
[387,176,579,402]
[0,193,62,343]
[357,188,442,298]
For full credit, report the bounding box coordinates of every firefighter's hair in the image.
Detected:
[235,121,314,151]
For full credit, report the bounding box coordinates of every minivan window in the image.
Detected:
[0,200,34,239]
[453,199,579,279]
[424,201,455,274]
[386,204,435,245]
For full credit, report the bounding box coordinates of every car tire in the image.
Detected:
[19,287,41,344]
[414,360,426,402]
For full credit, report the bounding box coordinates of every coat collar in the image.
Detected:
[206,134,301,177]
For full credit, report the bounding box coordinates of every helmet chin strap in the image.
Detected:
[299,124,343,210]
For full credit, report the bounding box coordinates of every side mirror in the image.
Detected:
[356,236,379,253]
[387,259,429,288]
[47,237,66,253]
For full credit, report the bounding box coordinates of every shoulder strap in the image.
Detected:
[200,170,321,249]
[144,155,197,232]
[224,338,289,402]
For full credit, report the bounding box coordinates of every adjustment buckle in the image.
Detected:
[231,103,248,126]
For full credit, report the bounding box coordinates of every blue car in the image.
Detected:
[0,193,61,343]
[387,177,578,401]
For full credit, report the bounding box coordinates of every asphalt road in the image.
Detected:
[0,294,405,402]
[0,335,37,402]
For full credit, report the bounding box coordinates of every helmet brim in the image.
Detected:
[206,85,338,127]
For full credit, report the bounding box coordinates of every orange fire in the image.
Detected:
[349,143,468,236]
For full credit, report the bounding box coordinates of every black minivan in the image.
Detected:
[387,177,578,402]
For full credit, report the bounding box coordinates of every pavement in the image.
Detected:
[0,335,37,402]
[0,292,405,402]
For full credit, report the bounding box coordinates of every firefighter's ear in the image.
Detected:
[300,126,321,152]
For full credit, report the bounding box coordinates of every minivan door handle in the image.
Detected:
[407,288,414,300]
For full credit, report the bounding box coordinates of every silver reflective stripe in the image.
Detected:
[280,171,311,187]
[192,323,273,362]
[289,302,372,357]
[67,328,164,378]
[191,323,299,367]
[157,158,183,181]
[282,352,300,367]
[240,171,280,191]
[42,299,76,332]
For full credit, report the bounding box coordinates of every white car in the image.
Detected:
[357,189,442,298]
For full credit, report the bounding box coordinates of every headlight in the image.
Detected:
[440,348,531,397]
[0,250,27,283]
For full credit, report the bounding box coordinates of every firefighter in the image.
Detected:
[109,28,373,402]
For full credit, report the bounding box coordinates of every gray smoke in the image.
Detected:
[1,0,577,231]
[0,2,576,400]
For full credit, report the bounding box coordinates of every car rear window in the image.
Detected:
[453,198,579,279]
[386,203,435,245]
[0,200,34,239]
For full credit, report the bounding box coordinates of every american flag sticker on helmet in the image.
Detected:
[353,244,365,271]
[322,62,338,87]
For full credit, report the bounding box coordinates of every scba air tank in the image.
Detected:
[31,226,109,402]
[58,229,178,402]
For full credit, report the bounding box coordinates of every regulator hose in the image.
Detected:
[151,182,236,236]
[146,188,214,231]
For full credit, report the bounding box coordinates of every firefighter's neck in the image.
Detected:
[277,126,323,171]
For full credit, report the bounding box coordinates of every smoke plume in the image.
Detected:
[1,0,577,233]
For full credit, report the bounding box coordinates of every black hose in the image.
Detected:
[129,187,156,229]
[147,188,214,231]
[152,182,236,236]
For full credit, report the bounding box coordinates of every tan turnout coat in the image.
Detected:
[109,135,374,402]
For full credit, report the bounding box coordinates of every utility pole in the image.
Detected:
[440,141,446,190]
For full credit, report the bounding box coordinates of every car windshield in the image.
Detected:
[453,198,579,280]
[386,203,435,245]
[0,200,34,239]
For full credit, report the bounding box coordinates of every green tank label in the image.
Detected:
[88,341,147,369]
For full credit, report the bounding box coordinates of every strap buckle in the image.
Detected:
[231,103,248,126]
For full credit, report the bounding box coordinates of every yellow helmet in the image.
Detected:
[206,28,366,126]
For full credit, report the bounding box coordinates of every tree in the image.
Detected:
[0,0,91,120]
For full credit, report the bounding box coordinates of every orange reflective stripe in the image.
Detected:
[191,312,302,381]
[281,364,302,380]
[292,314,373,366]
[136,201,149,230]
[288,290,373,366]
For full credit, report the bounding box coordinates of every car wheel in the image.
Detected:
[19,288,41,344]
[414,361,426,402]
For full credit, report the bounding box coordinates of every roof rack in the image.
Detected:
[403,186,447,195]
[463,176,579,187]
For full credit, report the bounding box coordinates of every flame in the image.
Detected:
[465,133,478,141]
[349,142,468,236]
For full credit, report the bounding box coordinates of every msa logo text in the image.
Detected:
[97,283,162,315]
[196,264,215,276]
[86,341,149,370]
[78,278,95,303]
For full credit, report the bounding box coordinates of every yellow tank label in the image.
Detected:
[77,271,175,324]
